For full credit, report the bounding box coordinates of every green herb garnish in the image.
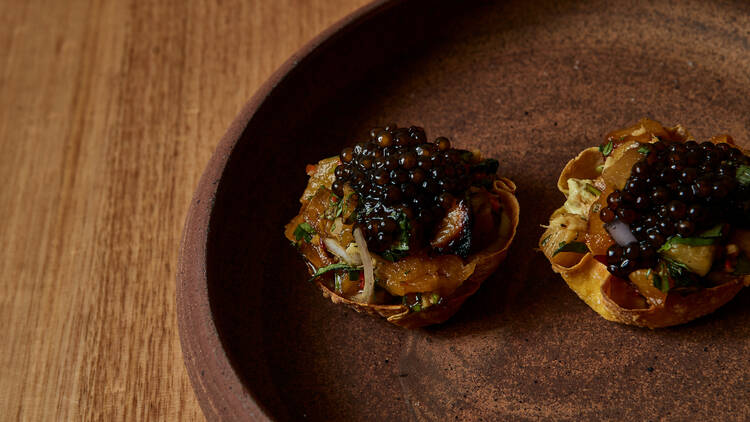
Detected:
[404,293,423,312]
[293,222,315,243]
[584,184,602,196]
[658,237,718,252]
[431,292,440,303]
[698,224,724,238]
[599,140,614,156]
[379,211,411,262]
[552,241,589,256]
[324,193,343,220]
[657,224,723,252]
[309,263,361,281]
[333,200,343,218]
[737,165,750,186]
[651,270,669,293]
[394,211,411,248]
[637,145,651,155]
[659,258,700,290]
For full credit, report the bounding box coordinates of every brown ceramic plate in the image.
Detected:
[177,0,750,420]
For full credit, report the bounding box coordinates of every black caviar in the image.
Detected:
[333,125,499,253]
[600,139,750,279]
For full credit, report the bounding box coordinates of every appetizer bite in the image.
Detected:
[285,125,519,328]
[540,118,750,328]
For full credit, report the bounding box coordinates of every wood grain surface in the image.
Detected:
[0,0,370,420]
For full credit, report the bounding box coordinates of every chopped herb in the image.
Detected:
[656,258,700,290]
[697,224,723,238]
[737,165,750,186]
[309,263,361,281]
[663,257,690,272]
[324,193,345,220]
[293,222,315,243]
[599,140,614,156]
[342,192,353,217]
[541,234,552,247]
[651,270,669,293]
[552,241,589,256]
[658,237,718,252]
[412,304,422,312]
[657,224,723,252]
[584,184,602,196]
[394,211,411,249]
[734,254,750,275]
[379,211,411,262]
[431,293,440,303]
[637,145,651,155]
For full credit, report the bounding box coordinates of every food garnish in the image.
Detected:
[285,125,519,328]
[540,118,750,328]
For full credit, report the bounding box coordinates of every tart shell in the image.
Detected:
[540,119,749,328]
[289,177,520,328]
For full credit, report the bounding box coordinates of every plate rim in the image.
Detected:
[175,0,400,420]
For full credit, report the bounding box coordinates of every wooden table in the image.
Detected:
[0,0,370,419]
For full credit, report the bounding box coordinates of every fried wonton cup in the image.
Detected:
[540,118,750,328]
[286,158,519,329]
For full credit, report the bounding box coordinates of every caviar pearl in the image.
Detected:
[436,137,451,151]
[332,125,500,252]
[598,138,749,279]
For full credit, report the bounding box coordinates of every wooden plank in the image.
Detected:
[0,0,371,419]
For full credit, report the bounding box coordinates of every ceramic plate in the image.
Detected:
[178,0,750,420]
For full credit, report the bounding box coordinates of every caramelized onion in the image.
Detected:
[323,238,357,265]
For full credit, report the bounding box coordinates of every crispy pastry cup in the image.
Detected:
[540,119,749,328]
[288,175,519,329]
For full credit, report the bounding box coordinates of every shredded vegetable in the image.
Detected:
[351,228,375,304]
